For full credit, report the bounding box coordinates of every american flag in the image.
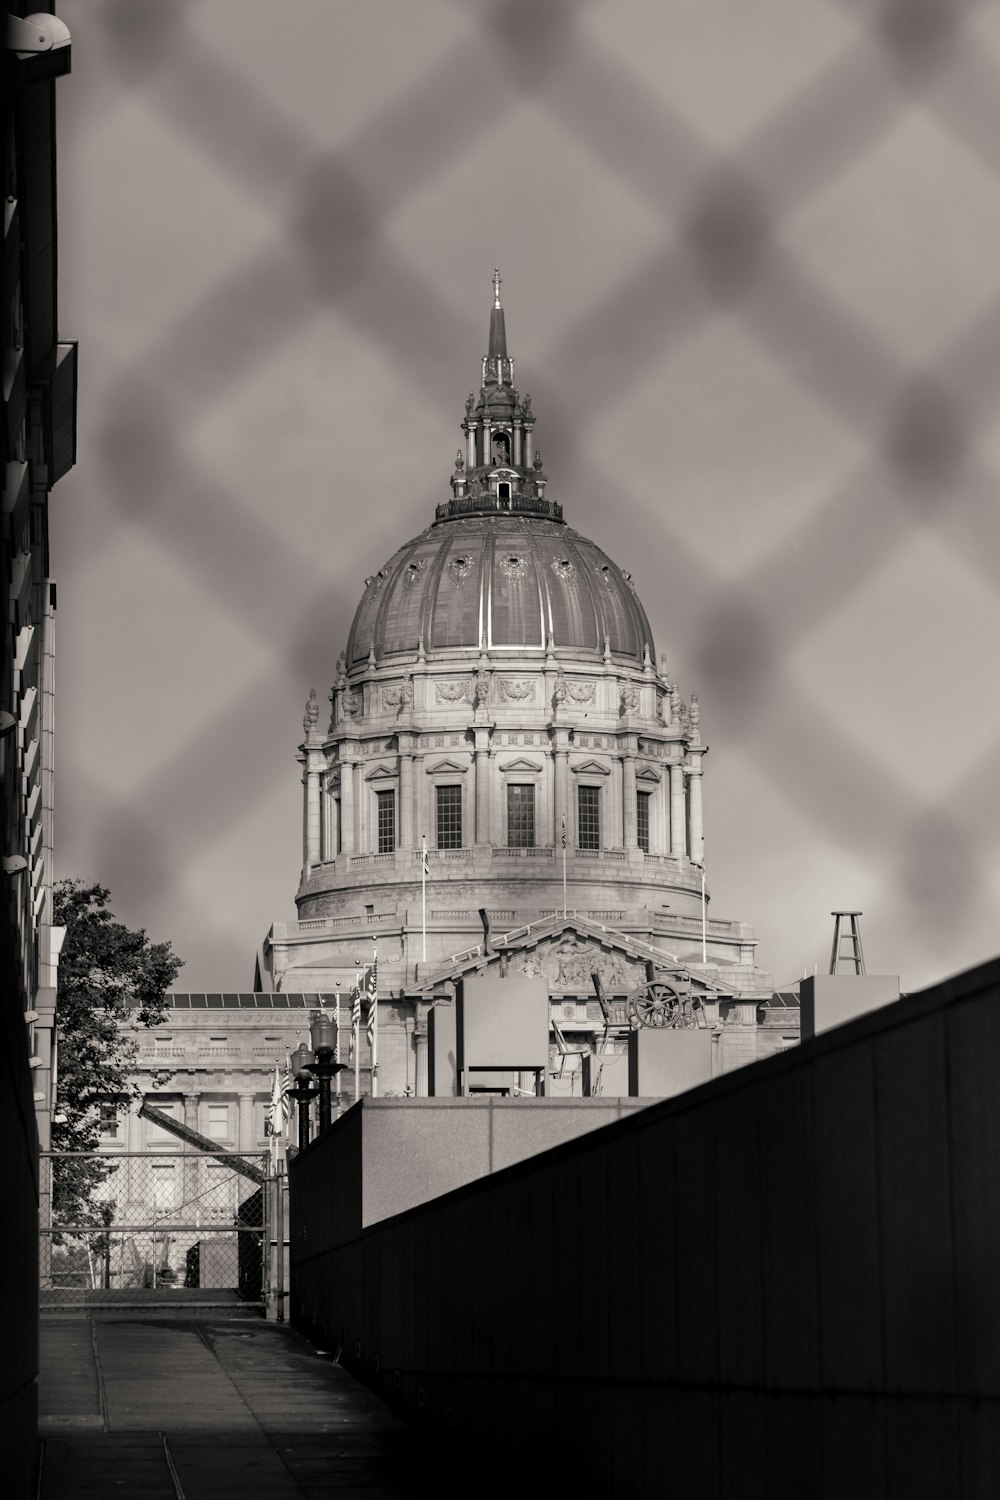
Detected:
[561,815,566,849]
[349,971,362,1062]
[365,956,378,1052]
[265,1057,291,1137]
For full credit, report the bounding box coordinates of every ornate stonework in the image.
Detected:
[498,678,533,702]
[435,680,472,704]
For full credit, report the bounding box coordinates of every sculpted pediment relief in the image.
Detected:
[511,935,646,994]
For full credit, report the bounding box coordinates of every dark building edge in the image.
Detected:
[3,10,76,1496]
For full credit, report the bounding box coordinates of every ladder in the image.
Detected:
[829,911,865,975]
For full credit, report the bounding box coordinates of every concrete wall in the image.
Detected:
[290,1095,653,1244]
[290,958,1000,1498]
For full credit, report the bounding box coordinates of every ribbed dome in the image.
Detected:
[345,514,654,668]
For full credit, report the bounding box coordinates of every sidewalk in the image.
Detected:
[39,1313,429,1499]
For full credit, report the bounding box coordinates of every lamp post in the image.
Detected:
[307,1010,346,1134]
[288,1043,318,1151]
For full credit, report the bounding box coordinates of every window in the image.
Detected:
[637,791,651,854]
[146,1101,181,1145]
[151,1164,179,1209]
[376,789,396,853]
[98,1102,119,1139]
[207,1105,230,1141]
[577,785,600,850]
[507,784,535,847]
[436,785,463,848]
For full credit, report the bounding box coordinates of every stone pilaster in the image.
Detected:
[339,753,355,858]
[687,752,705,865]
[474,726,493,844]
[238,1092,256,1153]
[670,760,686,857]
[622,748,637,849]
[399,742,415,848]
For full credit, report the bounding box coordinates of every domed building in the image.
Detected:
[257,276,779,1095]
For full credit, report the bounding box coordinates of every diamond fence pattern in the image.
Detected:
[40,1150,267,1306]
[54,0,1000,993]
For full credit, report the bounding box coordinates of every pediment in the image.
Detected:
[570,759,611,776]
[499,756,543,773]
[636,767,661,784]
[426,757,469,776]
[365,762,397,781]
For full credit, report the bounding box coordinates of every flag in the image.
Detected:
[560,815,566,849]
[421,837,429,875]
[265,1059,290,1137]
[349,973,362,1062]
[365,956,378,1052]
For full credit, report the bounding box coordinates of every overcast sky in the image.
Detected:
[52,0,1000,994]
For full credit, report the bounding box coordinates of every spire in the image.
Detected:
[435,275,563,525]
[489,268,507,359]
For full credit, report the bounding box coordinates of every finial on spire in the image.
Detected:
[493,268,502,308]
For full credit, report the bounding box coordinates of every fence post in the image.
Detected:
[266,1156,287,1322]
[39,1152,52,1290]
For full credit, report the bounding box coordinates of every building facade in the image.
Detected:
[246,278,787,1097]
[3,8,76,1491]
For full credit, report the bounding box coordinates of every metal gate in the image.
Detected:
[39,1150,273,1311]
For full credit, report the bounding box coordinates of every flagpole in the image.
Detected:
[701,860,707,964]
[561,815,567,917]
[371,943,378,1098]
[353,971,360,1104]
[335,987,342,1111]
[421,834,427,964]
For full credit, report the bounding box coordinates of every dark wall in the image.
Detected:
[290,957,1000,1498]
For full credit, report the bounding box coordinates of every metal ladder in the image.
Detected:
[829,911,865,975]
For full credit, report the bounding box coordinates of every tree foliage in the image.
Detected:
[52,879,183,1160]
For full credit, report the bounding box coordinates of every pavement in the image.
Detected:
[38,1312,432,1499]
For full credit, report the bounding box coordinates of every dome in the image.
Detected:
[346,514,654,669]
[345,272,654,669]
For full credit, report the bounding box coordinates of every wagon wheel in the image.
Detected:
[627,980,682,1030]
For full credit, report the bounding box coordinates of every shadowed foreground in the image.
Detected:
[38,1313,431,1499]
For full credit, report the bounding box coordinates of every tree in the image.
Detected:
[51,880,183,1226]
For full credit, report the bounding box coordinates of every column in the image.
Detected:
[524,424,534,467]
[354,761,365,852]
[339,760,355,858]
[400,749,414,848]
[670,761,686,857]
[305,753,321,868]
[611,756,624,847]
[465,423,476,469]
[622,752,637,849]
[183,1094,200,1209]
[513,424,522,466]
[475,746,491,844]
[414,1026,428,1098]
[553,745,569,849]
[688,758,704,865]
[238,1092,256,1153]
[322,783,334,862]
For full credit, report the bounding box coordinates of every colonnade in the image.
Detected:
[304,739,705,869]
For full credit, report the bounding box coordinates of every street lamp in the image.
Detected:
[307,1010,345,1134]
[288,1042,318,1151]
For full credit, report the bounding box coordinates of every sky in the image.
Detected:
[52,0,1000,995]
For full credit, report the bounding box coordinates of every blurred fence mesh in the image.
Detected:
[40,1151,267,1307]
[56,0,1000,988]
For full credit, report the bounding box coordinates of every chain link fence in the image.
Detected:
[40,1151,268,1309]
[53,0,1000,993]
